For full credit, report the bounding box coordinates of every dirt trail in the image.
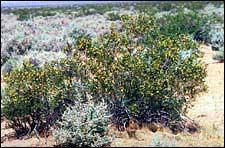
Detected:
[1,45,224,147]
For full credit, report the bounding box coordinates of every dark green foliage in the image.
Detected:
[194,27,211,43]
[2,8,57,21]
[107,12,121,21]
[156,11,210,38]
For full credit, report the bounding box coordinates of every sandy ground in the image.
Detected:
[1,44,224,147]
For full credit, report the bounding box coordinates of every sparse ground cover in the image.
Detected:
[1,1,224,147]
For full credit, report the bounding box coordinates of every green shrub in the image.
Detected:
[156,11,210,39]
[53,99,110,147]
[8,8,57,21]
[75,33,92,51]
[65,29,92,53]
[208,24,224,61]
[77,15,207,128]
[1,58,82,135]
[106,12,121,21]
[155,2,177,12]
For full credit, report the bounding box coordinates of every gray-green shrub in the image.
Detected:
[150,133,178,147]
[213,47,224,62]
[53,99,110,147]
[209,26,224,51]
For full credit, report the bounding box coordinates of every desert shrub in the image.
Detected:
[181,1,209,11]
[1,51,66,74]
[75,34,92,51]
[24,50,67,67]
[1,50,10,67]
[8,8,57,21]
[79,7,98,16]
[156,11,210,39]
[208,24,224,61]
[213,47,224,62]
[209,26,224,51]
[120,14,156,39]
[193,26,211,43]
[107,12,121,21]
[207,12,224,24]
[150,133,178,147]
[74,15,207,129]
[1,58,83,136]
[53,99,110,147]
[18,14,30,21]
[5,39,31,56]
[155,1,178,12]
[64,29,92,54]
[1,57,24,74]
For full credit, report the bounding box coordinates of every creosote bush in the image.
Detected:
[76,14,207,129]
[1,58,83,135]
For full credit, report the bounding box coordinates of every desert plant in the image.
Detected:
[1,51,66,74]
[213,47,224,62]
[1,58,83,136]
[1,57,24,74]
[65,29,93,53]
[156,11,210,39]
[53,99,110,147]
[209,27,224,51]
[150,133,178,147]
[193,26,211,43]
[76,15,207,130]
[106,12,121,21]
[1,50,10,67]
